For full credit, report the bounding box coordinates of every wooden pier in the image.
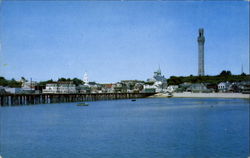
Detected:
[0,93,155,106]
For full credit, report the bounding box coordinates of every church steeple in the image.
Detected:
[83,72,89,85]
[157,65,161,75]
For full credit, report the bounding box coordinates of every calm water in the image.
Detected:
[0,98,249,158]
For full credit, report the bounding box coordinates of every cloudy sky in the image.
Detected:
[0,1,249,83]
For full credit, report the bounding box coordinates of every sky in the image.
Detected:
[0,1,249,83]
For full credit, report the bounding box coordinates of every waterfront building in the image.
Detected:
[113,83,127,93]
[228,83,241,93]
[239,81,250,94]
[90,83,103,93]
[206,83,218,92]
[228,81,250,93]
[42,83,58,93]
[79,82,102,93]
[121,80,144,91]
[218,82,231,92]
[147,68,167,83]
[142,85,156,93]
[2,86,36,94]
[187,83,211,93]
[101,84,114,93]
[4,87,23,94]
[56,82,76,94]
[76,73,93,93]
[198,28,205,76]
[134,83,144,92]
[77,85,91,93]
[177,82,212,93]
[166,85,179,93]
[0,86,6,94]
[21,80,37,91]
[177,82,192,92]
[154,81,165,93]
[146,68,167,93]
[42,82,76,94]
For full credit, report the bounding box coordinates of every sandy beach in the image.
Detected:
[152,92,250,99]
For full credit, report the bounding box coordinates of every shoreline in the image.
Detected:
[151,92,250,99]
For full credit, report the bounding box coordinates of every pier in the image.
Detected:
[0,93,155,106]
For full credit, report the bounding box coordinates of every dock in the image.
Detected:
[0,93,155,106]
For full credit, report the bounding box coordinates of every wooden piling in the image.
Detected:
[0,93,155,106]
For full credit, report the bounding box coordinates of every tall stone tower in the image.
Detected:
[198,28,205,76]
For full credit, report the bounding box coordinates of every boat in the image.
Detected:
[131,99,136,101]
[166,92,173,98]
[77,103,89,106]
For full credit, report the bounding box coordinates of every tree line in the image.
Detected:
[0,71,249,88]
[167,71,249,85]
[0,77,85,88]
[0,77,22,87]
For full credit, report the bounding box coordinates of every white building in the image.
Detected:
[143,84,156,93]
[4,87,23,94]
[166,85,179,93]
[218,82,231,92]
[21,81,37,90]
[43,82,76,94]
[146,68,168,93]
[101,84,114,93]
[147,67,167,83]
[144,81,166,93]
[77,85,91,93]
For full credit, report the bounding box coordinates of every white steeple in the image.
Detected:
[83,72,89,85]
[157,65,161,74]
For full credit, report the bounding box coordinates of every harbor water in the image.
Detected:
[0,98,249,158]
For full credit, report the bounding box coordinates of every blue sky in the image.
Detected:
[0,1,249,83]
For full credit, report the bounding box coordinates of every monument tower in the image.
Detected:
[198,28,205,76]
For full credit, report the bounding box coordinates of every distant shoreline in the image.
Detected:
[151,92,250,99]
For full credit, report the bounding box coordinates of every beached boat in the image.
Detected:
[166,92,173,98]
[167,94,173,98]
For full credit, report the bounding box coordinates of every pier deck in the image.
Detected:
[0,93,155,106]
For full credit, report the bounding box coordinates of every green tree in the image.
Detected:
[8,78,21,87]
[219,70,232,76]
[0,77,8,86]
[21,77,27,82]
[72,78,83,86]
[58,78,67,82]
[38,79,53,86]
[241,72,246,76]
[145,81,154,85]
[167,76,182,85]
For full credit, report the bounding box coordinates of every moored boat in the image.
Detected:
[77,103,89,106]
